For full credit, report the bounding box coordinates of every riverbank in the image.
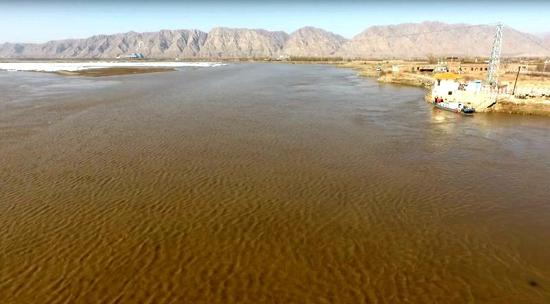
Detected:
[337,61,550,116]
[492,96,550,116]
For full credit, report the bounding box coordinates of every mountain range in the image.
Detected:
[1,22,548,59]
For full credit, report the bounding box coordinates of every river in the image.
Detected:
[1,63,549,303]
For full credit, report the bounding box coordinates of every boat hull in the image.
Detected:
[432,102,460,113]
[432,102,475,114]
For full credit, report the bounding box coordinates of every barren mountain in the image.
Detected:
[0,22,548,59]
[282,26,348,57]
[0,29,208,59]
[197,27,288,58]
[337,22,549,58]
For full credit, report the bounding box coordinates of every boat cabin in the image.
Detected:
[432,72,461,99]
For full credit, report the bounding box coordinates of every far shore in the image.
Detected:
[0,61,224,74]
[55,67,175,77]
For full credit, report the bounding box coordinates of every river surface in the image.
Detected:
[1,64,549,303]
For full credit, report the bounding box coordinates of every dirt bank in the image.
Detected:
[338,61,434,88]
[491,97,550,116]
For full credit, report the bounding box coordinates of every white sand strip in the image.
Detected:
[0,61,225,72]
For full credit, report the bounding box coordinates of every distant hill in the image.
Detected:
[337,22,549,58]
[0,29,207,59]
[1,22,548,59]
[198,27,288,58]
[283,27,347,57]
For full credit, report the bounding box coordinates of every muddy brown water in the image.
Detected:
[1,64,549,303]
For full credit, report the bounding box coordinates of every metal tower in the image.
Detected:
[486,23,503,86]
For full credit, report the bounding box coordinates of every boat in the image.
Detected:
[431,72,476,114]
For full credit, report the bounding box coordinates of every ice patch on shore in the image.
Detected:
[0,61,225,72]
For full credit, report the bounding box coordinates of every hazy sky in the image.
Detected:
[0,0,549,43]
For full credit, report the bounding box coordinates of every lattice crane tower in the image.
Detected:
[486,23,503,86]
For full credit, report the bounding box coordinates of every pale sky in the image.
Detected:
[0,0,549,43]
